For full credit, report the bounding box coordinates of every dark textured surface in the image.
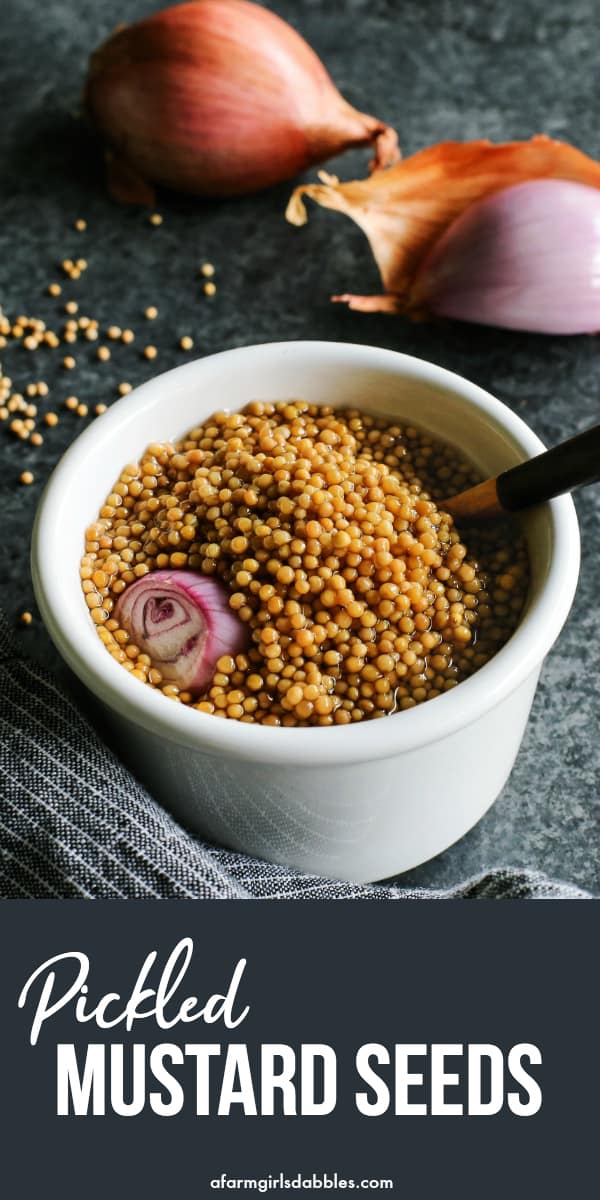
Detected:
[0,0,598,891]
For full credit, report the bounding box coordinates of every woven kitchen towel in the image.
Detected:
[0,612,591,900]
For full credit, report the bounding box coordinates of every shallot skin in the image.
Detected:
[414,180,600,334]
[86,0,398,202]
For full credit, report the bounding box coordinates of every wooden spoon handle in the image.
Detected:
[497,421,600,511]
[445,422,600,521]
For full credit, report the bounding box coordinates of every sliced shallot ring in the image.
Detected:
[115,570,248,692]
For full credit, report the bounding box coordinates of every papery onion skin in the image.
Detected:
[413,179,600,334]
[286,136,600,326]
[85,0,399,202]
[115,570,248,691]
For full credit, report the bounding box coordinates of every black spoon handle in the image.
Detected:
[496,421,600,512]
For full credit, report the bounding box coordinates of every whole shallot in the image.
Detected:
[85,0,399,204]
[115,570,247,691]
[286,136,600,334]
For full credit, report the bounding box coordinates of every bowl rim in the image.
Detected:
[32,339,581,767]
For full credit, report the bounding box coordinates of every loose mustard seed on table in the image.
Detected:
[81,402,529,726]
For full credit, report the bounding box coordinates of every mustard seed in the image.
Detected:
[179,336,193,351]
[83,402,529,727]
[121,329,135,344]
[30,432,43,446]
[44,412,58,426]
[97,346,111,362]
[20,611,33,625]
[107,325,121,339]
[118,382,132,395]
[74,219,87,232]
[65,301,79,315]
[95,404,107,416]
[203,281,217,296]
[20,471,34,485]
[48,283,62,297]
[149,213,163,226]
[200,263,215,277]
[144,306,158,320]
[62,356,76,369]
[144,345,157,360]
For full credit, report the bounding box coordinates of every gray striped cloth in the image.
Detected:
[0,612,591,900]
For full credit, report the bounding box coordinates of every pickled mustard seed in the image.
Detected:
[95,404,107,416]
[20,471,34,485]
[97,346,111,362]
[82,401,529,725]
[149,213,163,226]
[30,432,43,446]
[48,283,62,297]
[64,396,78,411]
[85,327,99,341]
[74,219,87,232]
[121,329,135,344]
[44,412,58,426]
[179,336,193,351]
[37,382,49,397]
[20,611,33,625]
[23,335,38,351]
[62,356,76,369]
[144,345,157,360]
[76,259,88,271]
[200,263,215,277]
[65,301,79,315]
[203,282,217,296]
[107,326,122,340]
[118,382,132,395]
[77,403,89,418]
[144,306,158,320]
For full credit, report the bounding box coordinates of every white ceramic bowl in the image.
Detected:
[32,342,580,882]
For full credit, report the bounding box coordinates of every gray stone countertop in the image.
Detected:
[0,0,598,891]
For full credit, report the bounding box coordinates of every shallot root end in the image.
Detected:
[105,149,157,207]
[332,292,405,314]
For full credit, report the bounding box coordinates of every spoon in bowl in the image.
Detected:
[444,421,600,522]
